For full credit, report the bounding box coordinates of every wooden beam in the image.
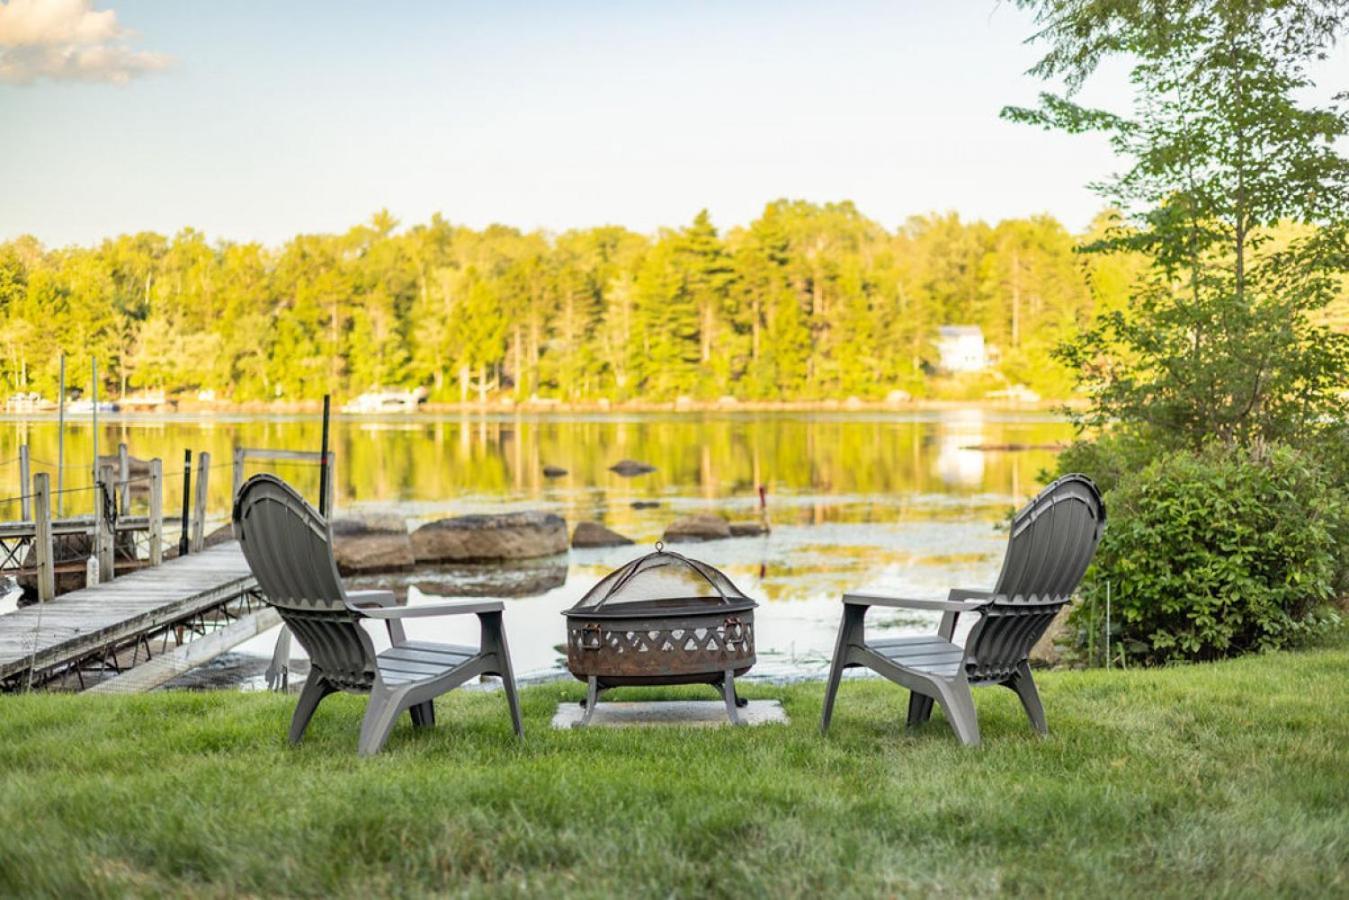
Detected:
[33,472,54,603]
[97,464,115,583]
[148,458,163,567]
[191,451,210,552]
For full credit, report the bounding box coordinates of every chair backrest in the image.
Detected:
[962,473,1106,683]
[233,474,376,691]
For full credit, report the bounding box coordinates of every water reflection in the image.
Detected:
[0,410,1070,686]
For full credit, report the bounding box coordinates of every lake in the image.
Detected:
[0,409,1071,688]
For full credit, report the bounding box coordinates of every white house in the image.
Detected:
[936,325,989,373]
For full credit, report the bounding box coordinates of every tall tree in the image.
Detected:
[1005,0,1349,446]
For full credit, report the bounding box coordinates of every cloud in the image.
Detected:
[0,0,170,85]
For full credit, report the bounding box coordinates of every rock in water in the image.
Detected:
[18,533,96,603]
[729,521,770,537]
[411,511,568,562]
[572,521,635,548]
[331,513,414,574]
[542,465,568,478]
[630,500,661,509]
[609,459,656,477]
[662,514,732,543]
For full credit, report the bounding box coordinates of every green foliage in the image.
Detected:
[1007,0,1349,448]
[1076,443,1347,665]
[0,203,1139,404]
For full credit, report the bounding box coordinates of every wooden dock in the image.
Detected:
[0,541,258,691]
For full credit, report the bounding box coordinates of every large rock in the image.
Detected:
[411,511,567,562]
[1029,604,1073,668]
[609,459,656,477]
[18,533,94,603]
[572,521,634,548]
[729,521,771,537]
[331,513,414,574]
[662,514,731,543]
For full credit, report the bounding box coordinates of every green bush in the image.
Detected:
[1074,443,1347,665]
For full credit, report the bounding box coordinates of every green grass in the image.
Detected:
[2,637,1348,899]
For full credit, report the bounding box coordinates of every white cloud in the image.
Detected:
[0,0,170,85]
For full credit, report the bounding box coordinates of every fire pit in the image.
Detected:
[562,544,758,725]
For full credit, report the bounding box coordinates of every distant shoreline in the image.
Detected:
[1,397,1082,419]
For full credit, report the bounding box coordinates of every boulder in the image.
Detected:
[203,523,236,548]
[662,514,731,543]
[542,465,568,478]
[411,511,567,562]
[1029,604,1073,668]
[331,513,414,574]
[729,521,771,537]
[609,459,656,477]
[631,500,661,509]
[414,559,568,598]
[572,521,634,548]
[18,533,95,603]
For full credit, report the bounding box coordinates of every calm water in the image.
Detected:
[0,409,1070,687]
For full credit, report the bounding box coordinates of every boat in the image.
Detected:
[341,387,427,414]
[66,399,120,414]
[4,393,56,413]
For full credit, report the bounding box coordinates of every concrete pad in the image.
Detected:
[551,699,788,729]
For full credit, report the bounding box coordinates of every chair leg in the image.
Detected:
[482,612,525,739]
[1007,661,1048,735]
[501,664,524,739]
[408,700,436,729]
[933,679,981,747]
[821,604,865,734]
[906,692,935,730]
[721,670,743,726]
[358,683,406,756]
[288,674,334,744]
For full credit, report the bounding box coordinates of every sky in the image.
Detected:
[0,0,1239,248]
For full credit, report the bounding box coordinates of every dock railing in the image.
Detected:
[1,443,215,602]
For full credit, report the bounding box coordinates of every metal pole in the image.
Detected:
[318,394,331,517]
[56,354,65,517]
[178,449,192,557]
[18,444,29,520]
[91,357,99,495]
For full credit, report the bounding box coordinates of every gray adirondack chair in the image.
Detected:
[820,473,1105,746]
[233,474,524,755]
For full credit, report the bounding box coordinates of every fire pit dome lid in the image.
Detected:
[563,544,757,618]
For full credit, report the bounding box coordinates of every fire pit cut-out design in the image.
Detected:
[562,544,758,725]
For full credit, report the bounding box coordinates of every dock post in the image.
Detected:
[191,451,210,552]
[33,472,54,603]
[319,394,331,517]
[118,442,130,515]
[18,445,30,521]
[178,450,192,557]
[232,446,245,503]
[97,464,115,582]
[148,458,163,566]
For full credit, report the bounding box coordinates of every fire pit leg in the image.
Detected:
[721,670,744,726]
[577,676,601,727]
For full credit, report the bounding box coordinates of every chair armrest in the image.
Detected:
[842,592,990,612]
[346,589,398,609]
[360,600,505,619]
[947,588,995,604]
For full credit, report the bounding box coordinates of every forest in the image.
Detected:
[0,200,1330,405]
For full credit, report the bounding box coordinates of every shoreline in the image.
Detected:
[1,397,1083,420]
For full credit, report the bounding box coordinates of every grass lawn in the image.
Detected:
[2,634,1347,898]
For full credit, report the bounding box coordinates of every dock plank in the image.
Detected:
[0,542,256,685]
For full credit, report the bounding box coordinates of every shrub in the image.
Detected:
[1073,442,1347,665]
